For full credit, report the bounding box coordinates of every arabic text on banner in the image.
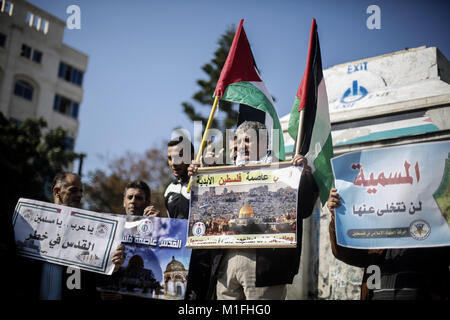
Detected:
[187,165,302,248]
[96,216,191,300]
[13,198,125,275]
[331,140,450,249]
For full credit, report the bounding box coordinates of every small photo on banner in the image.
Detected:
[96,216,191,300]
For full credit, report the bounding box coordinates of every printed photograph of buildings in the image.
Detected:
[189,182,298,237]
[96,217,191,300]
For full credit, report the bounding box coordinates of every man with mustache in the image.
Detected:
[164,136,194,219]
[122,180,163,217]
[41,172,124,300]
[164,136,212,300]
[99,180,162,300]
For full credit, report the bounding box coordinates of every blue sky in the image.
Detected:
[29,0,450,178]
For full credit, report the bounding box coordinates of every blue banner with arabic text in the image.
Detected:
[332,140,450,249]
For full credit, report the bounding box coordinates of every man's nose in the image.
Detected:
[171,159,183,168]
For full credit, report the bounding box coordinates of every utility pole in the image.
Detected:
[77,153,86,177]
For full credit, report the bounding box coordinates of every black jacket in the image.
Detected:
[13,255,100,300]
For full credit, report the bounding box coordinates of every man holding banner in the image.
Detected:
[328,189,449,300]
[184,17,328,299]
[16,172,125,300]
[326,141,450,300]
[188,121,318,300]
[165,135,212,300]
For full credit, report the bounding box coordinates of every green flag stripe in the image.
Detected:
[313,133,334,205]
[288,97,301,140]
[222,81,286,160]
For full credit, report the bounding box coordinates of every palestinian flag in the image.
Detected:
[288,18,333,205]
[215,19,285,160]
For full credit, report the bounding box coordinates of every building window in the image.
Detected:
[26,11,49,34]
[53,94,80,119]
[0,1,14,16]
[26,11,33,25]
[9,117,22,126]
[65,137,75,151]
[20,44,43,64]
[58,62,84,86]
[41,20,49,34]
[20,44,31,59]
[0,33,6,47]
[32,50,42,63]
[14,80,34,101]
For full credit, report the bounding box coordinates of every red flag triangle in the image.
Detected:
[296,18,317,111]
[215,19,262,98]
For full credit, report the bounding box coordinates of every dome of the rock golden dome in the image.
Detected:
[239,204,254,218]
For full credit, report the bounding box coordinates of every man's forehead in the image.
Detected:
[125,188,145,196]
[168,144,184,153]
[63,174,81,187]
[236,131,257,140]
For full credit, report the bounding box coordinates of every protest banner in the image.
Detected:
[332,140,450,249]
[96,216,191,300]
[13,198,125,275]
[187,162,302,248]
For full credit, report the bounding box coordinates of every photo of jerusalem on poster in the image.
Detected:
[187,164,302,248]
[97,217,191,300]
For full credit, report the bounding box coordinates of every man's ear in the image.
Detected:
[53,187,60,202]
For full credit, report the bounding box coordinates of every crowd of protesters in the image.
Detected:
[4,121,449,300]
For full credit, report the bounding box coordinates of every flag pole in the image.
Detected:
[187,95,220,193]
[294,109,305,155]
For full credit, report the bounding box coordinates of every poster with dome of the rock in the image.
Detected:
[187,164,302,248]
[96,216,191,300]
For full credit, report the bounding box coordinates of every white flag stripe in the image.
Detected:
[250,81,276,106]
[306,78,330,170]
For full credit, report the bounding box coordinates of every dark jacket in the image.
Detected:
[329,214,450,300]
[13,255,100,300]
[164,181,190,219]
[163,181,212,300]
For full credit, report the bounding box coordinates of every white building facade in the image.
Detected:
[0,0,88,152]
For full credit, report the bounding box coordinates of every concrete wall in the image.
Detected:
[325,46,450,120]
[282,46,450,300]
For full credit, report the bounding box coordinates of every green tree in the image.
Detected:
[0,112,79,264]
[182,24,239,133]
[0,112,79,208]
[83,143,172,215]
